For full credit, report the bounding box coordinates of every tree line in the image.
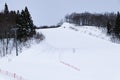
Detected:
[65,12,120,41]
[0,3,36,41]
[65,12,116,27]
[0,3,44,57]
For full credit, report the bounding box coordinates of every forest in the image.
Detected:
[0,3,44,57]
[65,12,120,40]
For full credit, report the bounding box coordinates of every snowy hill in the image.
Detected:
[61,23,110,40]
[0,22,120,80]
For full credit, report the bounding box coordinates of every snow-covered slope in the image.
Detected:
[0,23,120,80]
[61,22,110,40]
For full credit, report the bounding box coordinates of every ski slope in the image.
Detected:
[0,22,120,80]
[0,74,15,80]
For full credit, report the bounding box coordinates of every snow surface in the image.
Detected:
[0,22,120,80]
[0,74,15,80]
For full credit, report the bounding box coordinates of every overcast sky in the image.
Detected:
[0,0,120,26]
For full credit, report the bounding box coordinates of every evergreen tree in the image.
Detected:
[107,21,112,34]
[113,12,120,38]
[16,10,24,41]
[24,7,35,37]
[4,3,9,14]
[16,7,36,41]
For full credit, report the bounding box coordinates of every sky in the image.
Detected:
[0,0,120,26]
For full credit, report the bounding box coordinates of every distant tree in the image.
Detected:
[107,21,112,34]
[16,10,23,41]
[4,3,9,14]
[16,7,36,41]
[113,12,120,38]
[24,7,36,37]
[65,12,116,27]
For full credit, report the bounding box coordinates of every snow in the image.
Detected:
[0,22,120,80]
[0,75,6,80]
[0,73,15,80]
[0,76,7,80]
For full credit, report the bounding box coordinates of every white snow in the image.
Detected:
[0,73,15,80]
[0,22,120,80]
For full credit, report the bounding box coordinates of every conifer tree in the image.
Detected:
[107,21,111,34]
[24,7,34,36]
[4,3,9,14]
[113,12,120,38]
[16,10,23,41]
[16,7,36,41]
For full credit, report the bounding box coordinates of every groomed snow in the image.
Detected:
[0,22,120,80]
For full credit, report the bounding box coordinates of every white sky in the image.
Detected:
[0,0,120,26]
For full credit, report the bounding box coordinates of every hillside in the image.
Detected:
[0,23,120,80]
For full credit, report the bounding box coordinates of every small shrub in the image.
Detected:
[34,32,45,43]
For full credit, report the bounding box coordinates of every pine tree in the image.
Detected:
[4,3,9,14]
[16,10,23,41]
[107,21,112,34]
[16,7,36,41]
[24,7,36,37]
[113,12,120,38]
